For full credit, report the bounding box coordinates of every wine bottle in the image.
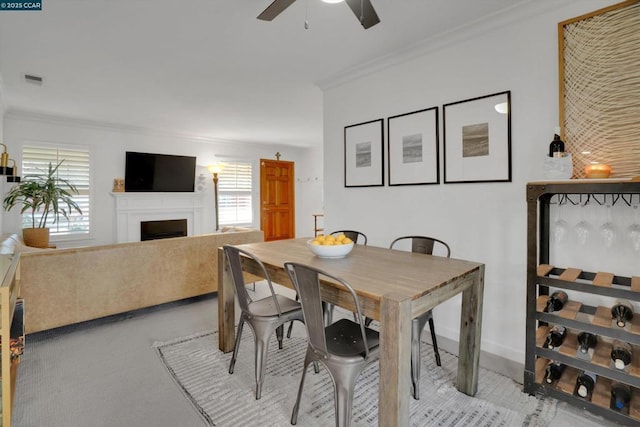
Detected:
[545,290,568,313]
[611,340,633,370]
[544,361,566,384]
[575,371,597,398]
[545,325,567,350]
[610,382,631,412]
[577,332,597,354]
[611,300,634,328]
[548,129,565,158]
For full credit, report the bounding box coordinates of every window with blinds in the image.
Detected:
[21,146,91,237]
[218,162,252,226]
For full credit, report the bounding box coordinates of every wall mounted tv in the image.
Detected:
[125,151,197,192]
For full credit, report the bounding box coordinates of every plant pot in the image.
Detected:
[23,228,50,248]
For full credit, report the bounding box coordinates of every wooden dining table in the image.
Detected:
[217,238,485,426]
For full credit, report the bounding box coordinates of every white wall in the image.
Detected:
[322,0,622,365]
[2,111,323,247]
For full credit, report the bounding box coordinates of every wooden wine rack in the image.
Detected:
[526,180,640,426]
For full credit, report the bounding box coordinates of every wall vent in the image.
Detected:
[24,74,44,85]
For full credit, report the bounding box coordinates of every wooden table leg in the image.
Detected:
[218,247,236,353]
[457,265,485,396]
[379,292,412,427]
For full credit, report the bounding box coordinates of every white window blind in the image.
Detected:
[21,146,91,237]
[218,162,252,226]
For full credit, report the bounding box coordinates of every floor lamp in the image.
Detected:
[207,164,222,231]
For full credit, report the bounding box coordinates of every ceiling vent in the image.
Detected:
[24,73,44,86]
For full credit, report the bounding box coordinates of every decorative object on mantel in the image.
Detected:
[543,127,573,179]
[443,90,511,184]
[559,0,640,179]
[2,160,82,248]
[112,178,125,192]
[207,163,224,231]
[585,163,612,179]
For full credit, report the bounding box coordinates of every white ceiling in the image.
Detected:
[0,0,530,148]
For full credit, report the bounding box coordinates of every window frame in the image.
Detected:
[217,161,253,228]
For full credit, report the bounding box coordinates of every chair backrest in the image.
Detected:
[223,244,283,315]
[330,230,368,245]
[284,262,371,359]
[389,236,451,258]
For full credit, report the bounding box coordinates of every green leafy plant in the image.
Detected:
[3,160,82,228]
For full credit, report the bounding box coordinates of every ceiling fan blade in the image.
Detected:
[257,0,297,21]
[344,0,380,29]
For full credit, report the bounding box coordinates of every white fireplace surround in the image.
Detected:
[111,192,204,243]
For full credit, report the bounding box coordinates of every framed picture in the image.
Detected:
[388,107,439,186]
[344,119,384,187]
[443,91,511,183]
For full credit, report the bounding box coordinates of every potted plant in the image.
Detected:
[3,160,82,248]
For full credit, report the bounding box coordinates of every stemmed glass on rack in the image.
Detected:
[628,195,640,252]
[575,195,593,246]
[599,195,618,249]
[552,195,569,243]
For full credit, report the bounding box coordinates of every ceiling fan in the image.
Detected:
[258,0,380,29]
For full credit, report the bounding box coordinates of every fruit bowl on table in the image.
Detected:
[306,239,354,258]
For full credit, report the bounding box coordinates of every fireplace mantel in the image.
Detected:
[110,192,204,243]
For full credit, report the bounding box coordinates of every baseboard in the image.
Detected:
[428,334,524,384]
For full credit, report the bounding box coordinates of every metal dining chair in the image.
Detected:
[284,262,379,427]
[286,230,368,338]
[330,230,368,246]
[223,244,305,400]
[389,235,450,400]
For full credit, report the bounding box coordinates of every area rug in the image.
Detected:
[153,325,556,427]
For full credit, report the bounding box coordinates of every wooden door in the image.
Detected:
[260,159,295,241]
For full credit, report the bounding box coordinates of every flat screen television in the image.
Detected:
[125,151,196,192]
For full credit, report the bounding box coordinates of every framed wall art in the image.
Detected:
[344,118,384,187]
[387,107,439,186]
[443,91,511,184]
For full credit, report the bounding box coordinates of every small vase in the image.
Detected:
[23,228,50,248]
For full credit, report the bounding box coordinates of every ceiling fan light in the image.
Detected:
[322,0,344,3]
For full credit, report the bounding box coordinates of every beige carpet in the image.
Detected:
[154,325,557,427]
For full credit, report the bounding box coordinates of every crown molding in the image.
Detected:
[4,108,298,151]
[316,0,558,91]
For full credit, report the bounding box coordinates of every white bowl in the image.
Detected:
[307,239,354,259]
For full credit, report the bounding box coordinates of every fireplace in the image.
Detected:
[111,193,204,243]
[141,219,187,241]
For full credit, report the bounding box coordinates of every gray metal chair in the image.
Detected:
[223,244,304,400]
[330,230,368,246]
[286,230,368,338]
[389,236,450,400]
[285,262,379,427]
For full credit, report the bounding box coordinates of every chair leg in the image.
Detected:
[276,324,284,350]
[291,354,312,425]
[286,320,295,338]
[229,317,245,375]
[428,317,441,366]
[254,335,271,400]
[332,365,361,427]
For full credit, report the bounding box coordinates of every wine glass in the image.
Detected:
[552,195,569,243]
[575,198,593,245]
[628,198,640,251]
[599,197,618,248]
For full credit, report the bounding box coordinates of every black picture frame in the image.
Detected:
[443,91,511,184]
[344,118,384,187]
[387,106,439,186]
